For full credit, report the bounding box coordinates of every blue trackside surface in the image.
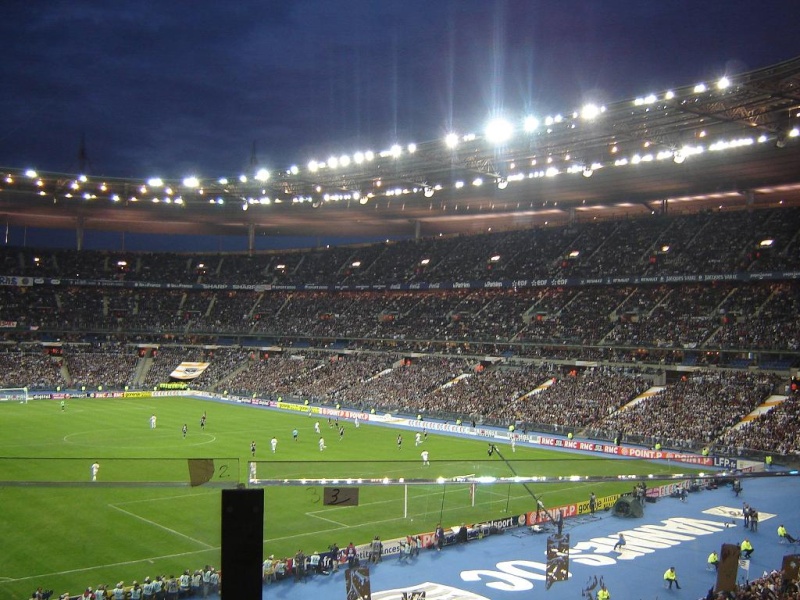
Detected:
[260,475,800,600]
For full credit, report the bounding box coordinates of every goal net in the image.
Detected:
[0,387,29,403]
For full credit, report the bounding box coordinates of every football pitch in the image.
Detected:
[0,396,697,598]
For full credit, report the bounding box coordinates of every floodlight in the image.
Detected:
[717,76,730,90]
[485,118,513,145]
[390,144,402,158]
[407,143,417,153]
[472,177,483,186]
[665,90,675,100]
[693,83,707,93]
[423,186,435,198]
[327,156,339,169]
[339,155,351,167]
[182,176,199,188]
[25,169,37,178]
[353,152,365,164]
[582,167,593,178]
[581,104,600,120]
[673,151,686,164]
[496,177,508,190]
[445,133,459,148]
[308,160,319,172]
[255,169,269,182]
[523,116,539,132]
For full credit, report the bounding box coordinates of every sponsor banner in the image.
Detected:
[18,270,800,293]
[249,398,274,407]
[536,436,619,455]
[278,401,313,413]
[123,391,152,398]
[475,514,526,530]
[737,459,764,473]
[169,362,210,380]
[319,407,371,421]
[526,494,620,525]
[648,481,689,498]
[0,320,18,328]
[0,275,32,287]
[713,456,740,470]
[618,446,713,465]
[88,391,124,398]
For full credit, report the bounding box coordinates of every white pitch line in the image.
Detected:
[108,503,214,549]
[304,512,348,527]
[113,490,218,507]
[0,548,219,584]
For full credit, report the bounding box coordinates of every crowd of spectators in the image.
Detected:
[704,567,800,600]
[2,282,799,361]
[44,564,220,599]
[3,205,800,287]
[2,342,796,457]
[0,204,799,455]
[591,372,780,450]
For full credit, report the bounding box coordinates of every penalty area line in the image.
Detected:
[305,511,348,527]
[108,503,214,549]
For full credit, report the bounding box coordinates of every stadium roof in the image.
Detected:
[2,56,800,241]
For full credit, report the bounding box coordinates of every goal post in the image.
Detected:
[0,387,29,403]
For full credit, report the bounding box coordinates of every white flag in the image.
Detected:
[169,362,210,380]
[739,559,750,570]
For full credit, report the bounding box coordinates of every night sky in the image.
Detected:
[1,0,798,182]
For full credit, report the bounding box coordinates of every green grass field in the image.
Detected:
[0,395,697,599]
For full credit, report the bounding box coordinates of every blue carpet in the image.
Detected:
[261,476,800,599]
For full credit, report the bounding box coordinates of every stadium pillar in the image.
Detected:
[221,487,264,598]
[76,216,85,251]
[248,223,255,254]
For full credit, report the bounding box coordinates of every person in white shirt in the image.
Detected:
[271,436,278,453]
[319,437,326,451]
[415,432,422,446]
[91,462,100,481]
[150,414,157,429]
[314,421,321,434]
[421,450,430,466]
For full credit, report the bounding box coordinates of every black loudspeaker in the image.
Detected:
[715,543,740,593]
[612,496,643,518]
[221,488,264,598]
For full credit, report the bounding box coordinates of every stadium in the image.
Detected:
[2,46,800,600]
